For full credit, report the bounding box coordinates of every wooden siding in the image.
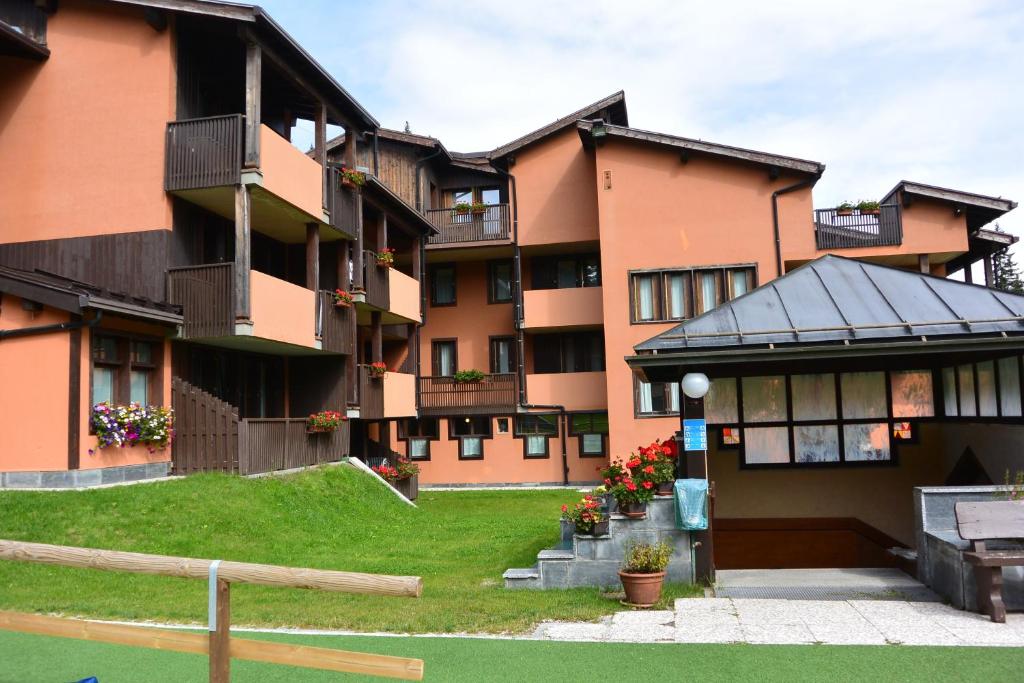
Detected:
[418,373,517,416]
[167,263,234,338]
[319,291,355,355]
[172,377,240,474]
[238,418,350,475]
[0,229,171,303]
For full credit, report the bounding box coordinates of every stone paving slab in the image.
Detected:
[531,597,1024,647]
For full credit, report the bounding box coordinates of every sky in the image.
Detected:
[265,0,1023,269]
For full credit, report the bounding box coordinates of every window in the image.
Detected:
[742,376,787,422]
[451,416,491,460]
[496,418,510,433]
[429,264,456,306]
[532,332,604,374]
[91,333,161,407]
[530,254,601,290]
[636,379,679,416]
[488,260,513,304]
[890,371,934,418]
[449,189,473,223]
[515,414,559,458]
[705,378,739,424]
[407,438,430,460]
[431,340,457,376]
[941,357,1024,420]
[570,412,609,457]
[629,265,755,323]
[490,337,516,374]
[399,418,439,439]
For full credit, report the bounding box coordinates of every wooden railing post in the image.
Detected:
[210,578,231,683]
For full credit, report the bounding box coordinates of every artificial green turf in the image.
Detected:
[0,465,698,634]
[0,629,1021,682]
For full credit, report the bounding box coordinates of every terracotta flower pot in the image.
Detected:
[619,570,666,608]
[334,300,351,308]
[619,501,647,519]
[862,209,880,215]
[341,178,356,189]
[655,481,674,497]
[837,209,853,216]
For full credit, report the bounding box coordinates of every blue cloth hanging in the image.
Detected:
[674,479,708,531]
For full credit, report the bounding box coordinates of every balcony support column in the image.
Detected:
[243,41,261,169]
[353,196,365,291]
[965,265,974,284]
[411,236,422,282]
[305,223,320,291]
[234,185,252,320]
[371,311,383,364]
[343,119,357,169]
[314,101,327,208]
[338,240,351,291]
[377,213,387,252]
[918,254,930,274]
[984,256,994,288]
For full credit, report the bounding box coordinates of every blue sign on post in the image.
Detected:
[682,418,707,451]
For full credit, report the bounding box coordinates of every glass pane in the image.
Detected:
[977,361,998,417]
[581,257,601,287]
[480,188,499,204]
[791,374,836,421]
[452,189,472,204]
[730,270,748,298]
[409,439,429,459]
[582,433,604,454]
[433,268,455,304]
[705,378,738,424]
[794,425,839,463]
[999,357,1021,417]
[667,273,687,319]
[492,263,512,301]
[638,381,653,414]
[132,341,152,364]
[93,336,118,362]
[92,367,114,405]
[526,435,547,455]
[637,275,655,320]
[891,370,935,418]
[556,260,577,288]
[462,437,482,457]
[668,382,680,412]
[493,339,512,374]
[130,370,149,405]
[744,427,790,465]
[844,423,891,461]
[699,272,717,314]
[742,376,787,422]
[840,372,887,419]
[942,367,958,417]
[437,344,455,376]
[958,364,976,417]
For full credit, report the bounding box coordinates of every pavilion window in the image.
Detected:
[998,357,1022,416]
[957,365,976,416]
[942,367,958,417]
[843,423,891,462]
[977,361,998,417]
[704,378,738,424]
[840,372,887,419]
[941,357,1024,419]
[890,370,934,418]
[744,427,790,464]
[791,374,836,421]
[741,376,787,422]
[794,425,840,463]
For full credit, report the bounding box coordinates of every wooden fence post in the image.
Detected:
[210,578,231,682]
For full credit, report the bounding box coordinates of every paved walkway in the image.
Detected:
[715,568,941,602]
[533,599,1024,646]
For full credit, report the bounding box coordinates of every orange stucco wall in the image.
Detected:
[522,286,603,330]
[250,270,317,349]
[388,269,422,323]
[383,372,417,418]
[514,128,600,246]
[79,318,173,470]
[259,124,325,219]
[0,296,72,471]
[593,138,813,458]
[0,0,174,243]
[422,260,514,372]
[526,372,608,411]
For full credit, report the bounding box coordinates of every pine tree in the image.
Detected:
[990,224,1024,294]
[404,121,412,134]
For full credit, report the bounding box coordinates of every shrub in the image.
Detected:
[307,410,346,433]
[454,369,486,383]
[857,199,880,212]
[623,541,672,574]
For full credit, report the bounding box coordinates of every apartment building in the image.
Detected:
[0,0,427,484]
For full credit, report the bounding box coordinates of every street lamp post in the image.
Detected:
[677,372,714,584]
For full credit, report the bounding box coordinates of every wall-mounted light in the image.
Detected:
[681,373,710,399]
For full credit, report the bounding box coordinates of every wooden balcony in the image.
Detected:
[361,250,391,310]
[165,115,244,192]
[425,204,511,247]
[815,205,902,250]
[418,374,517,416]
[167,263,235,338]
[355,365,416,420]
[358,364,384,419]
[326,168,359,239]
[318,291,355,355]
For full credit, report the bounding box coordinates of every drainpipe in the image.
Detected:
[0,309,103,340]
[372,129,380,177]
[771,175,819,277]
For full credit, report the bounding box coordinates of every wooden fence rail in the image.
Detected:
[0,539,423,681]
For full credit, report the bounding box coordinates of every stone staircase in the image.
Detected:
[504,497,694,589]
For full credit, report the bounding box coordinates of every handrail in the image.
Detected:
[425,203,510,245]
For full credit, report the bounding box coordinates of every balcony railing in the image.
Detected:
[165,115,244,192]
[2,0,47,45]
[418,373,517,416]
[425,204,511,245]
[362,250,391,310]
[358,365,385,420]
[318,291,355,355]
[167,263,234,338]
[814,204,902,250]
[327,168,359,239]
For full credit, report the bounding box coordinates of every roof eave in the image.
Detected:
[364,176,438,235]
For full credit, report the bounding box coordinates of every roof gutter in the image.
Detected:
[0,310,103,341]
[771,175,819,278]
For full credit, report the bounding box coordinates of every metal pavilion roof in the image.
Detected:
[634,255,1024,354]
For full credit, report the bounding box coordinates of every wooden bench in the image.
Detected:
[955,501,1024,623]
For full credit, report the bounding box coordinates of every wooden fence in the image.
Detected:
[238,418,350,475]
[319,290,355,355]
[363,250,391,310]
[0,539,423,681]
[172,377,240,475]
[814,204,903,250]
[418,373,517,416]
[425,204,510,245]
[168,263,235,339]
[165,115,244,191]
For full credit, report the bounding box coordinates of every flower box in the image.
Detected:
[332,289,353,308]
[306,410,345,433]
[367,362,387,379]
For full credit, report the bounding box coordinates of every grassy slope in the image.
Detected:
[0,465,697,633]
[0,630,1021,683]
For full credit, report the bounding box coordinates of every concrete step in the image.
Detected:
[538,548,575,561]
[503,566,541,590]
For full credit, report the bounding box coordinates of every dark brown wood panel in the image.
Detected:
[238,418,349,475]
[358,364,384,419]
[171,376,240,475]
[418,374,516,416]
[319,291,355,355]
[167,264,234,338]
[362,251,390,310]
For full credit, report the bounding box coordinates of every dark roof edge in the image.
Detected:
[581,121,826,175]
[489,91,627,159]
[882,180,1017,213]
[364,176,437,235]
[324,129,453,163]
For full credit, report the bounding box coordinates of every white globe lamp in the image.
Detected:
[681,373,710,400]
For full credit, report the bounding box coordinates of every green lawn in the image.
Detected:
[0,630,1020,682]
[0,464,698,634]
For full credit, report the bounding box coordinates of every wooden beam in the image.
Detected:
[234,185,252,320]
[353,193,365,290]
[0,611,424,681]
[918,254,930,274]
[314,101,327,207]
[371,311,382,363]
[306,223,320,291]
[244,41,262,168]
[964,265,973,284]
[984,256,994,288]
[377,213,387,250]
[0,540,423,597]
[338,239,351,291]
[344,120,358,169]
[67,316,82,471]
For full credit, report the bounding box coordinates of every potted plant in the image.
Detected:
[612,474,655,519]
[619,541,672,608]
[637,438,678,496]
[597,461,629,513]
[306,410,345,434]
[368,361,387,379]
[453,369,486,384]
[90,402,173,453]
[857,199,880,215]
[372,458,420,500]
[332,289,353,308]
[470,201,487,216]
[453,201,471,215]
[339,167,366,189]
[376,247,395,268]
[560,495,609,536]
[836,201,855,216]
